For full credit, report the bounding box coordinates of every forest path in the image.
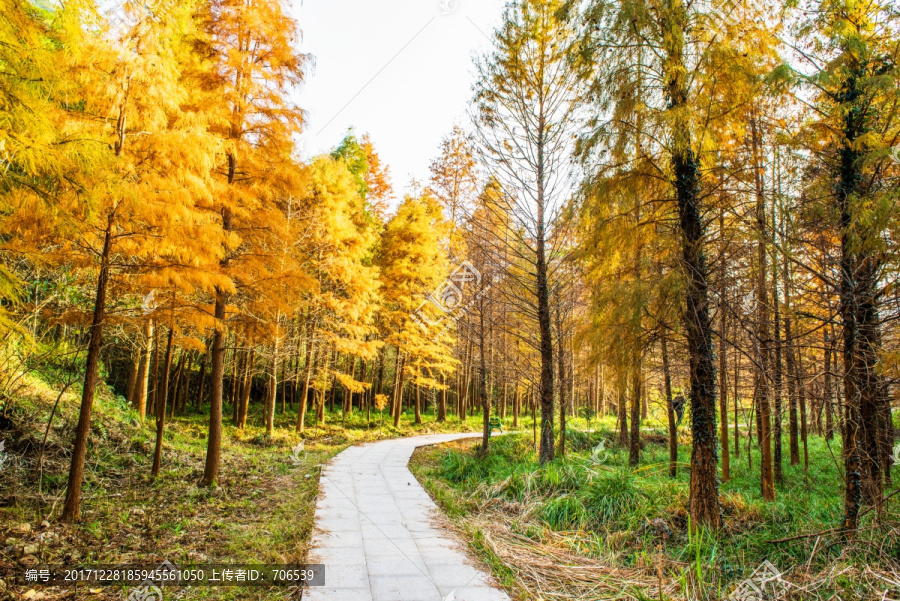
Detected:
[305,432,511,601]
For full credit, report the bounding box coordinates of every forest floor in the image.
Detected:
[0,370,483,601]
[410,427,900,601]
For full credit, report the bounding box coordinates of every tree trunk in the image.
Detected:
[836,63,883,532]
[149,324,160,427]
[751,114,775,502]
[297,334,315,432]
[617,376,628,446]
[438,372,447,422]
[60,219,114,522]
[201,283,228,487]
[535,126,555,464]
[152,327,174,478]
[718,209,730,482]
[798,351,809,470]
[555,301,567,457]
[415,383,422,425]
[265,336,279,437]
[126,347,139,407]
[392,354,406,428]
[169,351,185,419]
[662,336,677,478]
[675,134,721,529]
[773,274,783,485]
[629,353,641,467]
[239,348,255,429]
[479,299,490,455]
[136,319,153,422]
[824,331,835,440]
[512,385,520,428]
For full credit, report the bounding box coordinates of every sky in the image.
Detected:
[290,0,506,203]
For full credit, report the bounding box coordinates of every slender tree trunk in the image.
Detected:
[479,297,491,455]
[718,209,730,481]
[152,327,174,478]
[265,336,279,437]
[751,115,775,502]
[785,315,800,466]
[200,284,230,486]
[734,320,740,459]
[512,385,520,428]
[61,218,114,522]
[392,354,406,428]
[662,336,677,478]
[798,351,809,470]
[239,348,255,429]
[617,375,628,446]
[136,319,153,422]
[629,352,641,467]
[438,372,447,422]
[415,383,423,425]
[297,334,315,432]
[232,348,244,425]
[169,351,185,419]
[126,348,139,407]
[232,348,243,425]
[824,331,835,441]
[535,122,555,464]
[555,300,568,457]
[773,273,784,485]
[201,203,232,488]
[149,324,160,427]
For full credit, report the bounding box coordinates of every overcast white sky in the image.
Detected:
[290,0,506,203]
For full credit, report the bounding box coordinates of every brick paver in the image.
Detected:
[305,433,511,601]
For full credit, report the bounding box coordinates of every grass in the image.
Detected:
[410,418,900,601]
[0,368,484,600]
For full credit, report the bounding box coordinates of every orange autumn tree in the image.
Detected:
[294,155,381,431]
[377,193,455,427]
[192,0,309,485]
[1,0,223,521]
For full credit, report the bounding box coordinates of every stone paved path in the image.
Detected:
[305,433,511,601]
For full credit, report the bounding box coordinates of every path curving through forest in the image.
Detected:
[305,433,511,601]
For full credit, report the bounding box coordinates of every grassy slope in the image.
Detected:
[410,416,900,601]
[0,370,483,600]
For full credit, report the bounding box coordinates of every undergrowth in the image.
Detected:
[0,366,484,600]
[411,427,900,601]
